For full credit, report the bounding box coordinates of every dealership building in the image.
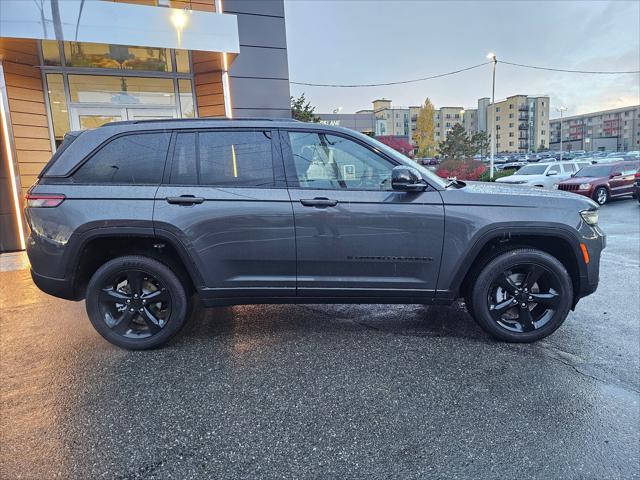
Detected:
[0,0,291,252]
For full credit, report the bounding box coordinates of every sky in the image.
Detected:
[284,0,640,119]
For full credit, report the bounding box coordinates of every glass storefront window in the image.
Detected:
[69,75,175,106]
[175,50,191,73]
[178,79,195,118]
[64,42,174,72]
[41,40,61,66]
[45,74,70,147]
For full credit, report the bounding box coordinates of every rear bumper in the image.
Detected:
[30,269,80,301]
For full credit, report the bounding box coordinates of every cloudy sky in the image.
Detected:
[285,0,640,119]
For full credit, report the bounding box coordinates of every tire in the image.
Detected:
[593,186,609,205]
[86,255,189,350]
[470,248,573,342]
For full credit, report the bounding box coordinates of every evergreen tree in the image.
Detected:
[290,94,320,122]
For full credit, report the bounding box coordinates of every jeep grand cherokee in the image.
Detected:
[26,119,605,349]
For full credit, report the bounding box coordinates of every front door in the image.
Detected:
[154,129,296,299]
[281,130,445,299]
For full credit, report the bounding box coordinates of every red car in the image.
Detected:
[556,161,640,205]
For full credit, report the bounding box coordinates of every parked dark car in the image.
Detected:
[26,119,604,349]
[556,161,640,205]
[635,170,640,204]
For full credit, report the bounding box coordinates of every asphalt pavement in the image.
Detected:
[1,199,638,479]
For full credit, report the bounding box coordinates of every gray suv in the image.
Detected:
[26,119,605,349]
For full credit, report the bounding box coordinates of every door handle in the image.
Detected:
[300,197,338,208]
[166,195,205,205]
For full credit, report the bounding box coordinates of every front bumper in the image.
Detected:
[575,223,605,304]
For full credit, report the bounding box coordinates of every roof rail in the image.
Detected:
[101,117,300,127]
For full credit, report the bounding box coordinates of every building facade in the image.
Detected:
[549,105,640,152]
[487,94,550,153]
[317,110,375,135]
[0,0,291,252]
[373,99,411,137]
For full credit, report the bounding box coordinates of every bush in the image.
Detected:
[436,159,486,181]
[478,169,514,182]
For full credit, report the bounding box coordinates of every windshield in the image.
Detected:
[575,165,612,177]
[516,164,548,175]
[360,133,449,188]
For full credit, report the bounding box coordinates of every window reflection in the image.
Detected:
[45,74,70,147]
[178,79,195,117]
[41,40,61,66]
[63,42,174,72]
[69,75,175,105]
[175,49,191,73]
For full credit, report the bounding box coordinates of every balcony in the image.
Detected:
[518,114,529,121]
[518,104,529,111]
[518,123,529,130]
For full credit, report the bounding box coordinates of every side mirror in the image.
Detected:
[392,165,427,192]
[546,171,558,176]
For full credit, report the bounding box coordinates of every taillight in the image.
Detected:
[25,193,65,208]
[635,171,640,179]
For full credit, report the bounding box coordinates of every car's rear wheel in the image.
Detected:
[470,249,573,342]
[593,186,609,205]
[86,255,189,350]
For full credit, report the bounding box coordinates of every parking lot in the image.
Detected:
[1,199,638,479]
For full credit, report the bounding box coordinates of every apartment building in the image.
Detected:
[549,105,640,152]
[487,95,550,153]
[373,99,410,137]
[409,105,477,146]
[0,0,290,252]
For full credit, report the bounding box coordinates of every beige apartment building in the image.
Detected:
[409,105,477,147]
[487,94,550,153]
[373,99,410,136]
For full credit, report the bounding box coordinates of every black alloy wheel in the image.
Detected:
[470,249,573,342]
[98,269,171,338]
[487,264,561,333]
[86,256,189,350]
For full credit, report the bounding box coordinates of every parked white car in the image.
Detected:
[496,161,591,189]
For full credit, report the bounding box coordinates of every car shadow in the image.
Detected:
[175,300,490,345]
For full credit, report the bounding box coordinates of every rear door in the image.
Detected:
[611,162,639,196]
[281,129,444,299]
[154,129,296,298]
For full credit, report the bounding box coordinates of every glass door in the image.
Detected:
[70,106,125,130]
[70,107,178,130]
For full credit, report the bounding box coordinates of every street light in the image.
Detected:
[557,106,567,161]
[487,52,497,179]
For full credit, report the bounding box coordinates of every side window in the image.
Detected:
[547,164,560,175]
[73,132,170,184]
[288,131,394,190]
[199,131,274,187]
[169,130,274,187]
[561,163,576,173]
[622,163,637,175]
[170,133,197,185]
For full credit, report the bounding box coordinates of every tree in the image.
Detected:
[413,98,437,157]
[290,93,320,122]
[437,123,474,159]
[471,131,490,158]
[375,136,415,157]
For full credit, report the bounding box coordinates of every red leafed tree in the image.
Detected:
[375,136,415,158]
[436,159,487,181]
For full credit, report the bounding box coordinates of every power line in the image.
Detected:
[500,60,640,75]
[290,59,640,89]
[290,61,491,87]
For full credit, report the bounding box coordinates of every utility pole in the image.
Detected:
[487,53,497,179]
[557,106,567,161]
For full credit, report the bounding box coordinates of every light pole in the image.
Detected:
[487,52,497,179]
[557,106,567,161]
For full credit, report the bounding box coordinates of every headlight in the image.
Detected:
[580,210,598,226]
[579,183,591,190]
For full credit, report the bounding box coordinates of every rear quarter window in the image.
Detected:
[72,132,171,184]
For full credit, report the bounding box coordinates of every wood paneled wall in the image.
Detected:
[0,39,51,197]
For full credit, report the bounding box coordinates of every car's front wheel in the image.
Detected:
[469,248,573,342]
[593,186,609,205]
[86,255,189,350]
